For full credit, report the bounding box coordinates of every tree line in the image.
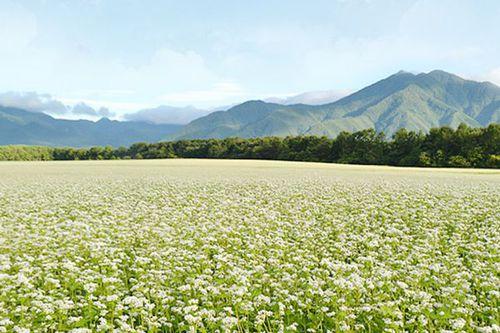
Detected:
[1,124,499,168]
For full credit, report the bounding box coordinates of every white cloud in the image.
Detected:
[265,90,351,105]
[72,102,115,117]
[160,82,248,106]
[57,97,149,113]
[0,91,67,114]
[1,0,498,111]
[0,91,116,119]
[94,48,219,95]
[0,2,37,50]
[480,68,500,86]
[123,106,210,124]
[0,26,229,108]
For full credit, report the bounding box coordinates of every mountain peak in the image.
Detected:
[426,69,463,82]
[170,70,499,140]
[97,117,112,123]
[238,100,270,107]
[395,70,413,76]
[381,70,415,85]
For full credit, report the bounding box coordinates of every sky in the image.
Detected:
[0,0,499,120]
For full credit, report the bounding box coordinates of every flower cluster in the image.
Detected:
[0,161,498,332]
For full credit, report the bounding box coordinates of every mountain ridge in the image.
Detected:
[1,70,499,147]
[169,70,500,140]
[0,106,181,147]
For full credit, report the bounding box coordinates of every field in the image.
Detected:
[0,160,499,333]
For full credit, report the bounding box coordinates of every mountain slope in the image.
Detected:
[170,70,500,140]
[0,107,182,147]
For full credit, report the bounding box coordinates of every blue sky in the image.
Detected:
[1,0,499,118]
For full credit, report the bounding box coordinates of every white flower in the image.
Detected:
[451,318,466,330]
[13,328,30,333]
[0,160,497,332]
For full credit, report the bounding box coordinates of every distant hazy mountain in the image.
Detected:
[0,107,181,147]
[123,105,210,124]
[122,92,348,125]
[170,70,500,140]
[264,90,349,105]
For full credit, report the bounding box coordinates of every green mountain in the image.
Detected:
[170,70,500,140]
[0,107,182,147]
[1,70,499,147]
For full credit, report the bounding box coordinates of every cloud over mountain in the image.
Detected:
[123,105,210,125]
[482,67,500,86]
[0,92,67,114]
[72,103,115,118]
[0,92,115,118]
[264,90,350,105]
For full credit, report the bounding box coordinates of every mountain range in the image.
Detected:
[0,70,499,147]
[170,70,500,140]
[0,107,181,147]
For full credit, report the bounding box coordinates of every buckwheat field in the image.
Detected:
[0,160,498,333]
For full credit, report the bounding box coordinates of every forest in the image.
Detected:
[1,124,499,168]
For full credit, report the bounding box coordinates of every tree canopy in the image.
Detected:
[1,124,498,168]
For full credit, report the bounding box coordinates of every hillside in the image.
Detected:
[170,70,500,139]
[0,107,182,147]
